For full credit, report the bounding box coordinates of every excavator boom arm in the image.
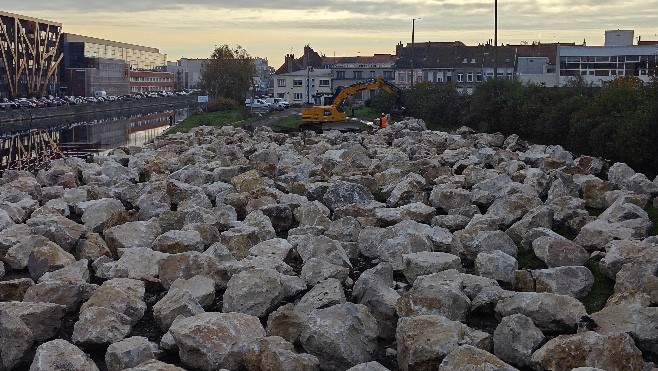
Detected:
[331,76,401,106]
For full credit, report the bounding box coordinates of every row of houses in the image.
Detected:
[272,30,658,106]
[1,9,656,102]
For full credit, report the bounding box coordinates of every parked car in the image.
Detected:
[0,98,17,109]
[245,98,271,110]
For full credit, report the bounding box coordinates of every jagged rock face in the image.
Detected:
[1,121,658,370]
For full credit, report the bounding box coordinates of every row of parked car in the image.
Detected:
[245,97,291,111]
[0,90,199,110]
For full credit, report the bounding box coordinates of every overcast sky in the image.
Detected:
[4,0,658,68]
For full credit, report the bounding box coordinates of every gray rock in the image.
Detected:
[429,186,472,213]
[352,264,399,339]
[495,292,587,332]
[158,252,230,290]
[223,268,286,318]
[599,239,658,279]
[80,278,146,326]
[346,361,390,371]
[300,303,379,371]
[322,180,374,211]
[248,238,293,261]
[104,220,162,252]
[614,262,658,306]
[153,289,205,331]
[123,359,186,371]
[4,235,53,270]
[108,247,169,283]
[396,277,471,321]
[300,258,350,286]
[295,278,346,315]
[396,315,491,371]
[0,301,66,341]
[439,345,518,370]
[532,235,589,267]
[168,312,266,371]
[168,275,216,308]
[23,281,97,312]
[27,242,76,281]
[243,336,320,371]
[38,258,90,283]
[493,314,544,368]
[531,331,644,371]
[401,251,461,284]
[151,230,204,254]
[0,309,34,371]
[590,304,658,358]
[475,250,518,285]
[0,278,34,302]
[72,306,132,346]
[533,266,594,298]
[76,198,127,233]
[26,214,86,252]
[29,339,100,371]
[105,336,155,371]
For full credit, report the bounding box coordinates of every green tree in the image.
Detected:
[200,45,256,103]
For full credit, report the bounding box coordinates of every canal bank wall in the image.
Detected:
[0,96,199,135]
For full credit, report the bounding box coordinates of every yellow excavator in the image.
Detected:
[300,76,404,131]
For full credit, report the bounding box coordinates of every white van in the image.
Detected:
[264,97,290,110]
[94,91,107,98]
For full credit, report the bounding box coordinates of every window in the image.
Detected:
[293,79,303,86]
[336,71,345,79]
[353,71,363,79]
[277,79,286,87]
[383,71,394,79]
[319,79,330,87]
[476,73,482,82]
[399,74,405,82]
[370,71,376,78]
[293,93,303,100]
[457,73,464,82]
[466,73,473,82]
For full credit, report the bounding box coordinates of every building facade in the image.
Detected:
[129,70,175,93]
[557,30,658,86]
[167,58,207,90]
[326,54,396,104]
[0,11,63,98]
[61,33,168,96]
[274,46,333,105]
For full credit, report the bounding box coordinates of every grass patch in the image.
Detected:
[580,260,615,314]
[165,110,247,134]
[645,203,658,236]
[516,248,547,270]
[165,109,281,135]
[269,115,303,132]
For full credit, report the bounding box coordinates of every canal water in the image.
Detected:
[0,106,190,171]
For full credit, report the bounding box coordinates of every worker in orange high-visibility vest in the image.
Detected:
[380,113,388,129]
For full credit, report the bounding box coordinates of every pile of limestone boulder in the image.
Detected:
[0,118,657,371]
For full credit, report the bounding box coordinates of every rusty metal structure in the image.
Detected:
[0,129,63,173]
[0,11,63,98]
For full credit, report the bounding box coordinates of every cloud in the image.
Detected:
[3,0,657,67]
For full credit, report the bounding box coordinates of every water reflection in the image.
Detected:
[0,107,188,172]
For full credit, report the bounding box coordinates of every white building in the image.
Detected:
[167,58,207,90]
[556,30,658,86]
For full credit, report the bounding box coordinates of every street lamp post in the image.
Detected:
[411,18,421,88]
[493,0,498,81]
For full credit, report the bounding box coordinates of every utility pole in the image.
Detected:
[411,18,420,88]
[493,0,498,81]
